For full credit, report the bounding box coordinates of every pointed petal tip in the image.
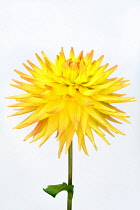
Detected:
[39,142,45,147]
[70,47,74,52]
[12,78,16,82]
[26,59,31,64]
[10,82,14,86]
[131,99,137,102]
[65,149,68,155]
[5,96,20,100]
[7,104,16,108]
[82,148,89,156]
[118,132,126,136]
[58,150,62,158]
[23,135,30,141]
[7,114,12,117]
[12,126,17,129]
[58,153,61,159]
[14,69,18,73]
[78,145,82,151]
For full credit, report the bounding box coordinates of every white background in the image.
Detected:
[1,0,140,210]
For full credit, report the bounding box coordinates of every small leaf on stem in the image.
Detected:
[43,182,74,198]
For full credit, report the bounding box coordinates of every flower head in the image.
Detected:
[6,48,135,157]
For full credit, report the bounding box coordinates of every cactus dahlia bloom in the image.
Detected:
[6,48,135,157]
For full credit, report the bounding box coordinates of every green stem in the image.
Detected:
[67,142,73,210]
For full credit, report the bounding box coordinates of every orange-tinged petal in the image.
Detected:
[14,69,33,79]
[30,119,48,143]
[85,50,94,65]
[27,59,43,75]
[39,115,58,146]
[89,55,104,76]
[24,119,46,141]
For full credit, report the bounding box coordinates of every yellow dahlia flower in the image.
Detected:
[6,48,135,157]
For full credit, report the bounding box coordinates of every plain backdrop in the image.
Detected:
[1,0,140,210]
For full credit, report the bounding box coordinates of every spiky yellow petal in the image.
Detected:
[6,48,135,157]
[85,125,98,150]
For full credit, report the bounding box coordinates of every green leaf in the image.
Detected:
[43,182,74,198]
